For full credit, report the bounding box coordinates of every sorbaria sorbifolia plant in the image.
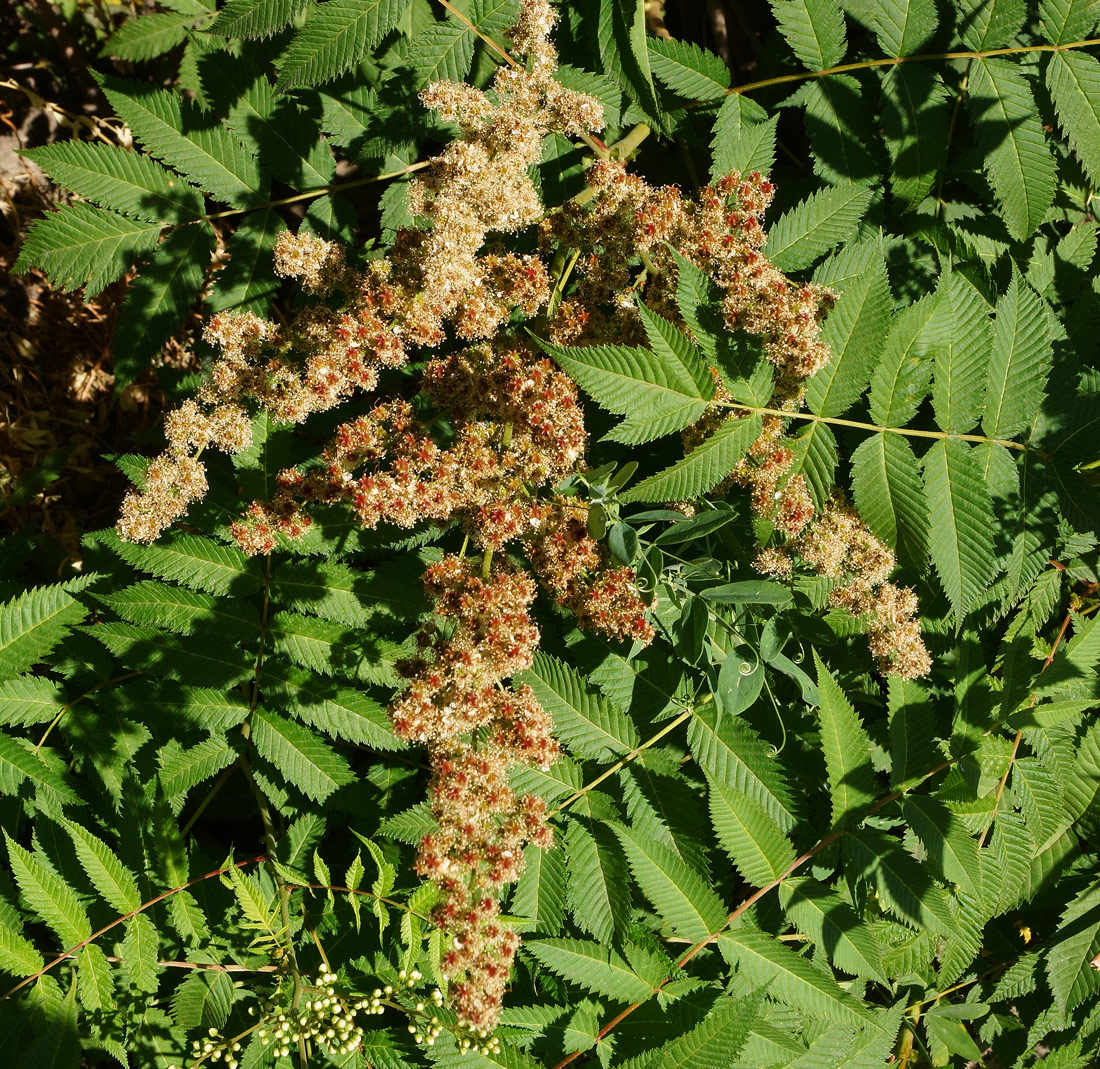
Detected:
[8,0,1100,1065]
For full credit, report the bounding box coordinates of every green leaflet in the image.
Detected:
[527,938,656,1002]
[1039,0,1099,43]
[868,292,938,428]
[114,222,217,386]
[598,0,662,126]
[62,821,142,914]
[24,142,204,223]
[806,236,891,418]
[899,796,982,899]
[1048,50,1100,192]
[873,0,937,55]
[956,0,1027,50]
[98,580,259,640]
[813,654,878,828]
[536,328,713,446]
[770,0,847,70]
[711,96,778,180]
[564,819,631,944]
[621,415,762,503]
[647,38,729,100]
[652,996,757,1069]
[250,707,354,803]
[11,202,162,300]
[843,826,960,937]
[881,65,949,209]
[86,621,252,688]
[687,702,800,833]
[706,772,796,887]
[0,580,90,682]
[779,878,889,984]
[5,834,91,948]
[520,651,639,761]
[766,184,873,272]
[277,0,412,88]
[850,433,928,569]
[511,845,566,935]
[95,73,268,207]
[922,438,995,619]
[610,824,728,944]
[207,0,311,38]
[717,928,877,1028]
[929,271,994,434]
[967,57,1057,241]
[0,735,80,806]
[982,270,1053,440]
[1047,881,1100,1014]
[267,611,401,686]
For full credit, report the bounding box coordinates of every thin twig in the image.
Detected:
[0,856,267,1000]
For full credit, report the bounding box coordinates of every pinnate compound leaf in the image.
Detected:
[923,438,995,619]
[24,142,204,222]
[611,824,728,944]
[967,58,1057,242]
[873,0,937,55]
[250,707,354,803]
[770,0,848,70]
[621,415,762,503]
[521,652,639,761]
[277,0,411,89]
[982,270,1053,440]
[646,38,729,100]
[767,183,872,272]
[717,928,875,1027]
[13,203,162,299]
[527,939,656,1003]
[5,833,91,948]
